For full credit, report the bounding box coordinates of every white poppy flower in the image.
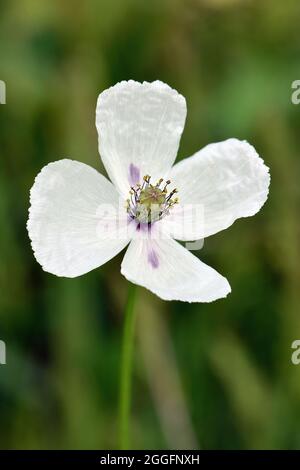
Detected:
[27,80,270,302]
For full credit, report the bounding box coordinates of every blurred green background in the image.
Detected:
[1,0,300,450]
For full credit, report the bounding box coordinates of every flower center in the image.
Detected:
[126,175,179,224]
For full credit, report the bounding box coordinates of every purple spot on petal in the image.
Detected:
[135,222,151,233]
[148,249,159,269]
[129,163,140,186]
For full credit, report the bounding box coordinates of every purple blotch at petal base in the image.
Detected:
[128,163,140,186]
[148,248,159,269]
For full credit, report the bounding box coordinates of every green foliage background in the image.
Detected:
[0,0,300,449]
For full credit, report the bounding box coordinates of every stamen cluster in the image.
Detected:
[126,175,179,224]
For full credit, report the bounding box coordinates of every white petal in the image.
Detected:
[27,159,132,277]
[163,139,270,240]
[121,237,230,302]
[96,80,187,196]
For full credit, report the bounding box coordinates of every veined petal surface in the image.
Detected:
[96,80,187,195]
[163,139,270,240]
[121,236,230,302]
[28,159,132,277]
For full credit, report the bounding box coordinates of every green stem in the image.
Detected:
[119,283,137,450]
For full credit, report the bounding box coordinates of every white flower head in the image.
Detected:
[27,80,270,302]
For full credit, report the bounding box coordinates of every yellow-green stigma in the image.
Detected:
[126,175,179,224]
